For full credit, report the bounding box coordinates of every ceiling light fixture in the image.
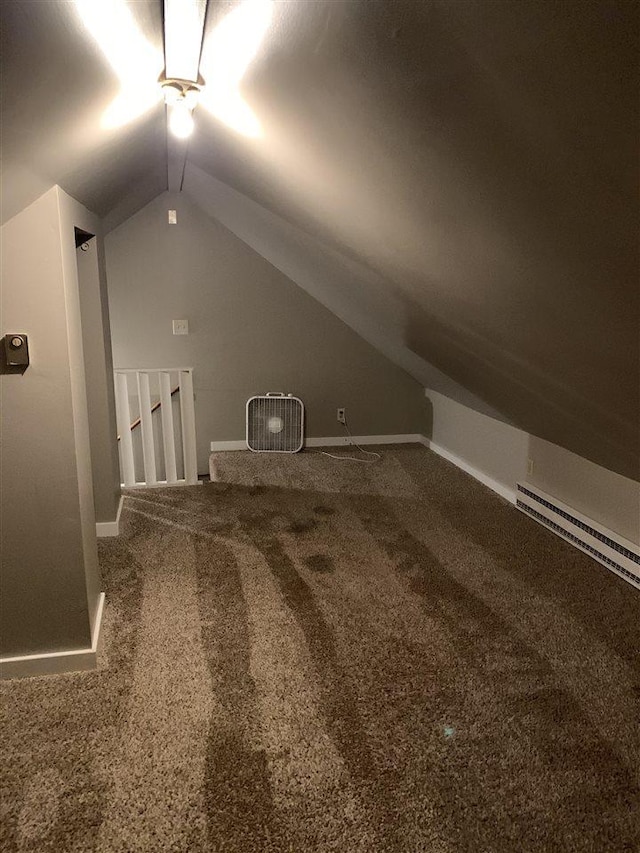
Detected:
[161,77,202,139]
[162,0,207,140]
[75,0,272,139]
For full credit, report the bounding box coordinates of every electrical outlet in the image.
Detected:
[527,458,535,476]
[337,408,346,424]
[172,319,189,335]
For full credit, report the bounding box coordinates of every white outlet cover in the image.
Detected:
[168,209,177,224]
[172,319,189,335]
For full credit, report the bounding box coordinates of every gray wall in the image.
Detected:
[426,388,639,545]
[1,187,102,656]
[105,192,429,473]
[528,436,640,546]
[426,389,529,497]
[76,239,121,524]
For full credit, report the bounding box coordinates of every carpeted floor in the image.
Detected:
[2,445,639,852]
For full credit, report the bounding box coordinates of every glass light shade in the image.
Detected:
[162,82,183,105]
[183,87,200,110]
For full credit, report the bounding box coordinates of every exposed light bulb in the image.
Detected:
[169,100,195,139]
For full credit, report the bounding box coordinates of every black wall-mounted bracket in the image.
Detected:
[2,334,29,371]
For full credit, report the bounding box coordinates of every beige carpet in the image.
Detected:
[2,445,639,852]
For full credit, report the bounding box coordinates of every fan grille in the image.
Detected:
[246,395,304,452]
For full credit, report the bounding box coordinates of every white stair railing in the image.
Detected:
[114,368,198,487]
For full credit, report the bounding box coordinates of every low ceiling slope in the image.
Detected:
[2,0,638,480]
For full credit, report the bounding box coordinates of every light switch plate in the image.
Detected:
[172,319,189,335]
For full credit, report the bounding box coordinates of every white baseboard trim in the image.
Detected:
[96,494,124,538]
[211,434,424,452]
[306,434,424,447]
[122,480,203,489]
[0,592,106,680]
[421,437,516,504]
[210,440,248,451]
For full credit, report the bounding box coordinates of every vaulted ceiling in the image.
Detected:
[2,0,638,479]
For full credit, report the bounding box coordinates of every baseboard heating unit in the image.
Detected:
[516,483,639,590]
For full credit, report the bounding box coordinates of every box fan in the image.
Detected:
[246,393,304,453]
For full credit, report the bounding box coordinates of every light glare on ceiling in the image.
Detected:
[201,0,272,89]
[75,0,272,139]
[101,86,161,129]
[74,0,163,128]
[200,89,262,137]
[199,0,273,137]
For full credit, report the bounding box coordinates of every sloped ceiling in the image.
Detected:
[183,163,504,421]
[2,0,638,478]
[0,0,167,223]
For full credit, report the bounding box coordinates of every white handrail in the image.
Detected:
[113,368,198,488]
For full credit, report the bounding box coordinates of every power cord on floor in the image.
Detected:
[315,417,381,463]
